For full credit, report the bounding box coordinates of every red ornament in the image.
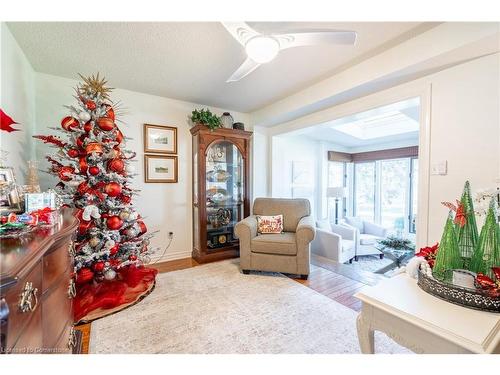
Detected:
[104,182,122,197]
[89,166,100,176]
[77,181,90,195]
[61,116,79,131]
[107,158,124,173]
[129,255,137,261]
[85,142,103,155]
[475,267,500,298]
[104,104,115,121]
[58,166,75,181]
[83,121,93,133]
[109,244,120,255]
[93,261,105,272]
[115,129,124,144]
[86,100,96,110]
[67,148,79,158]
[78,157,88,174]
[137,220,147,235]
[96,117,115,131]
[76,134,87,149]
[76,268,94,284]
[119,194,131,204]
[106,216,123,230]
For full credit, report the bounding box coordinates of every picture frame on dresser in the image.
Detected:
[143,124,177,154]
[144,154,178,183]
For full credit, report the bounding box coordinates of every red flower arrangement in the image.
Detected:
[415,243,439,268]
[475,267,500,298]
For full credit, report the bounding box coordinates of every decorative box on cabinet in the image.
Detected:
[0,209,81,354]
[190,124,252,263]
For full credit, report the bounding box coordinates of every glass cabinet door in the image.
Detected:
[205,141,244,250]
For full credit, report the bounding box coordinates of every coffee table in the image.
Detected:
[354,273,500,353]
[374,245,414,274]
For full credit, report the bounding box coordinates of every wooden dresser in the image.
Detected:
[0,209,81,354]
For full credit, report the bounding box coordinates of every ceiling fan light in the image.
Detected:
[245,36,280,64]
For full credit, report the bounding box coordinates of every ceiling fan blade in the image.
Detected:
[221,22,261,47]
[275,30,357,49]
[226,58,261,82]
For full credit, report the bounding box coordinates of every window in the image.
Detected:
[354,162,376,222]
[353,157,418,235]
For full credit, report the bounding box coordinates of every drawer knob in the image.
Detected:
[18,281,38,313]
[67,278,76,299]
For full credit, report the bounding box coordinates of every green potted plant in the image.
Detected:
[191,108,222,131]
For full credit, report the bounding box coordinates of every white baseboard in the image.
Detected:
[148,250,192,265]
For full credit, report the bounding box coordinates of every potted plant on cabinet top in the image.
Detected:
[191,108,222,131]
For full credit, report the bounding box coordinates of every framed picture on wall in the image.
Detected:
[0,167,21,212]
[145,155,178,183]
[144,124,177,154]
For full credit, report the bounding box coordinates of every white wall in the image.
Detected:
[256,53,500,247]
[0,23,36,180]
[35,73,250,262]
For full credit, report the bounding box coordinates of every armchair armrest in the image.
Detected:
[331,223,356,241]
[296,215,316,245]
[234,215,258,241]
[363,221,388,238]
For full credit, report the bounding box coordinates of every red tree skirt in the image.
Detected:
[74,266,158,324]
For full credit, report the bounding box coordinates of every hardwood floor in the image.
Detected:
[75,255,378,353]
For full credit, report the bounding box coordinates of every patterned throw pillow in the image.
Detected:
[256,215,283,234]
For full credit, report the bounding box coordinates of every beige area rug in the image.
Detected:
[90,259,410,354]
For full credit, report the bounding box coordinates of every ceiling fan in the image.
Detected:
[222,22,357,82]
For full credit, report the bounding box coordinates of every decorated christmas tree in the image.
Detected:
[470,199,500,279]
[456,181,478,266]
[432,212,462,280]
[34,73,157,322]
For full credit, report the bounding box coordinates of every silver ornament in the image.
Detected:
[104,268,117,280]
[79,111,91,122]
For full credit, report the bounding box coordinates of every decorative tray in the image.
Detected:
[417,269,500,313]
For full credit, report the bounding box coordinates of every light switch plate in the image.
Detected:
[431,160,447,175]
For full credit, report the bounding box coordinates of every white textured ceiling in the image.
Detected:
[7,22,427,112]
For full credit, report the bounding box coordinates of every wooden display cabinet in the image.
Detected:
[190,125,252,263]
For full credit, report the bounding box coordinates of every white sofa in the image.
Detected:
[341,216,388,260]
[311,220,357,264]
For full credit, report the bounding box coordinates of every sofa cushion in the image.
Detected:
[359,234,380,245]
[253,198,310,232]
[345,217,364,233]
[251,232,297,256]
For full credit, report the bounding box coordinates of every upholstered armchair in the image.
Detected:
[342,216,388,260]
[311,220,356,264]
[234,198,316,279]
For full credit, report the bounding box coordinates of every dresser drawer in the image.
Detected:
[4,261,43,349]
[42,276,73,348]
[9,300,42,354]
[53,323,74,354]
[43,241,72,293]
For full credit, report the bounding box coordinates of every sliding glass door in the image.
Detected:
[380,159,409,233]
[354,162,376,222]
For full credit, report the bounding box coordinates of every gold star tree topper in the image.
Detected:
[78,73,113,100]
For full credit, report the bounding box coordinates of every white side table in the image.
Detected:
[354,273,500,354]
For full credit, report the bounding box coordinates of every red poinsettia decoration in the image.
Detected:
[475,267,500,298]
[441,199,466,227]
[415,243,439,268]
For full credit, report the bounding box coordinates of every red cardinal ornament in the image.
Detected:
[104,104,115,121]
[106,216,123,230]
[441,200,466,227]
[76,268,94,284]
[104,182,122,197]
[107,158,124,173]
[0,109,20,132]
[61,116,79,131]
[96,117,114,131]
